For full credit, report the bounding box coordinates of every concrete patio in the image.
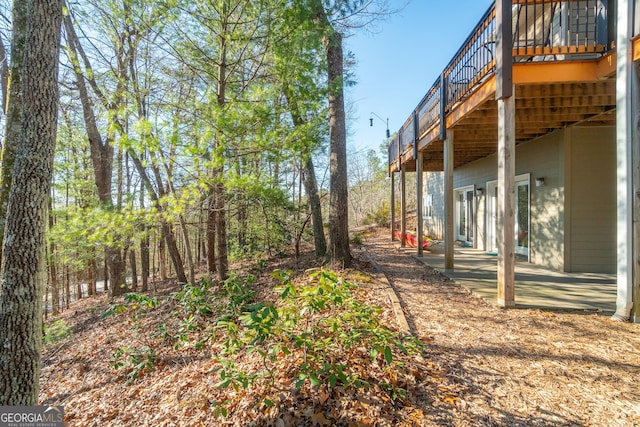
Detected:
[400,242,617,314]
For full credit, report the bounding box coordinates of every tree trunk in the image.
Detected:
[302,156,327,257]
[177,215,195,284]
[324,26,351,267]
[207,198,216,274]
[106,247,126,295]
[0,33,9,112]
[87,257,97,296]
[214,177,228,281]
[49,258,59,314]
[0,0,27,263]
[159,235,167,280]
[140,183,149,292]
[282,84,327,257]
[63,13,126,295]
[48,197,60,313]
[76,275,83,300]
[103,258,109,292]
[0,0,62,405]
[65,269,70,309]
[129,248,137,291]
[128,152,187,284]
[211,0,229,282]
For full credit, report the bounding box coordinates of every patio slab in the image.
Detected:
[398,242,617,314]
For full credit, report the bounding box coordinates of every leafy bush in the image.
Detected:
[210,268,423,416]
[43,319,73,344]
[350,232,363,245]
[110,345,156,384]
[220,272,256,317]
[101,293,160,319]
[173,277,215,317]
[365,201,391,227]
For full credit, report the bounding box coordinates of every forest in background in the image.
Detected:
[0,0,405,411]
[0,0,391,316]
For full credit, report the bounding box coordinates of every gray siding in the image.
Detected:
[565,126,616,273]
[517,130,565,271]
[443,130,565,269]
[424,172,444,239]
[420,126,616,274]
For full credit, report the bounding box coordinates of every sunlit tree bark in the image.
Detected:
[312,0,352,267]
[0,0,27,263]
[0,0,63,405]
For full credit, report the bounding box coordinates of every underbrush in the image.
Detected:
[43,319,73,345]
[101,267,423,419]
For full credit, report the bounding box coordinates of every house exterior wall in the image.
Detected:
[445,130,565,270]
[424,171,444,240]
[565,126,617,273]
[516,130,565,271]
[421,126,616,274]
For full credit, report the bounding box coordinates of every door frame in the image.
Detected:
[454,185,475,244]
[486,173,531,261]
[514,176,531,260]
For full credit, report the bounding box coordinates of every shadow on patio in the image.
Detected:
[403,242,616,314]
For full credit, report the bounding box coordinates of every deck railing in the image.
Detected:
[399,115,415,155]
[388,133,399,169]
[388,0,615,168]
[416,77,441,139]
[635,0,640,36]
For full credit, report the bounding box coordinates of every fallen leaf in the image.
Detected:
[442,396,459,407]
[311,411,332,426]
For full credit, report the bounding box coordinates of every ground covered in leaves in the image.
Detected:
[40,245,440,426]
[362,228,640,426]
[39,231,640,426]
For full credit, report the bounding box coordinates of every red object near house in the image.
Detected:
[394,231,432,249]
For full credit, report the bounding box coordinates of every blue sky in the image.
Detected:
[344,0,494,156]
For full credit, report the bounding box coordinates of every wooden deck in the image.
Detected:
[392,53,617,173]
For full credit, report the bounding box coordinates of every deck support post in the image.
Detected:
[633,57,640,322]
[444,130,454,273]
[390,171,396,241]
[614,0,637,321]
[400,164,407,247]
[497,95,516,308]
[496,0,515,308]
[416,149,424,256]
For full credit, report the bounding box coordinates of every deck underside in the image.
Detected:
[391,54,617,173]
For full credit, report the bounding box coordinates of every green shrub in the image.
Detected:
[350,232,363,245]
[210,268,423,416]
[365,201,391,227]
[173,277,214,317]
[110,345,156,384]
[43,319,73,344]
[101,293,160,319]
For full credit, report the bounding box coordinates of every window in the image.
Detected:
[424,194,433,218]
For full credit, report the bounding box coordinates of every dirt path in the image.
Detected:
[361,229,640,427]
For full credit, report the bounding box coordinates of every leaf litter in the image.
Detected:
[39,232,640,426]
